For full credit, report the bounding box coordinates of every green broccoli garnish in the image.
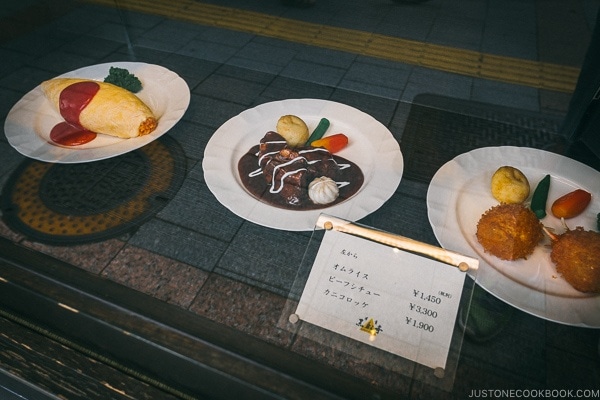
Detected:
[104,67,142,93]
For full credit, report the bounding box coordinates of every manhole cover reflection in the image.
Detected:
[1,135,186,245]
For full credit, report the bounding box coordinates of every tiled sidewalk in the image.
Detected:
[1,1,600,398]
[2,0,599,117]
[1,0,599,308]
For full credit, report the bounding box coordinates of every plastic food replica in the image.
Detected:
[476,166,599,293]
[476,203,543,261]
[238,114,363,210]
[41,68,156,146]
[551,189,592,219]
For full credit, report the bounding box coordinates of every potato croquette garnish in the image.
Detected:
[491,166,530,204]
[276,115,309,148]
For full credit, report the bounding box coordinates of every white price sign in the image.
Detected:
[294,216,478,370]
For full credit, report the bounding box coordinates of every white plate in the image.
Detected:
[4,62,190,163]
[203,99,403,231]
[427,146,600,327]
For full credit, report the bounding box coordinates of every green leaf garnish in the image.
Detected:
[104,66,142,93]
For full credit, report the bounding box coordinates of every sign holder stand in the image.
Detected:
[279,214,479,392]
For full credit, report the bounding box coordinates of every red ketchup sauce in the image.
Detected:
[50,81,100,146]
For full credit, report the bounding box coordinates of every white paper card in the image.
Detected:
[295,227,471,370]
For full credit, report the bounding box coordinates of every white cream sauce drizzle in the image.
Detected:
[248,138,354,194]
[269,158,307,193]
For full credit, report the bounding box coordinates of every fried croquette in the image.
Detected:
[476,203,544,261]
[550,227,600,293]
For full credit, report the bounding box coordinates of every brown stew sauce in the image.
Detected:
[238,144,364,210]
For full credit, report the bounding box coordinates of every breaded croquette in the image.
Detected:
[550,227,600,293]
[476,203,544,261]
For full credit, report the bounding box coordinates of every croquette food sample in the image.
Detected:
[476,203,543,261]
[551,227,600,293]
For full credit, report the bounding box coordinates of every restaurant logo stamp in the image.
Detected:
[357,317,382,336]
